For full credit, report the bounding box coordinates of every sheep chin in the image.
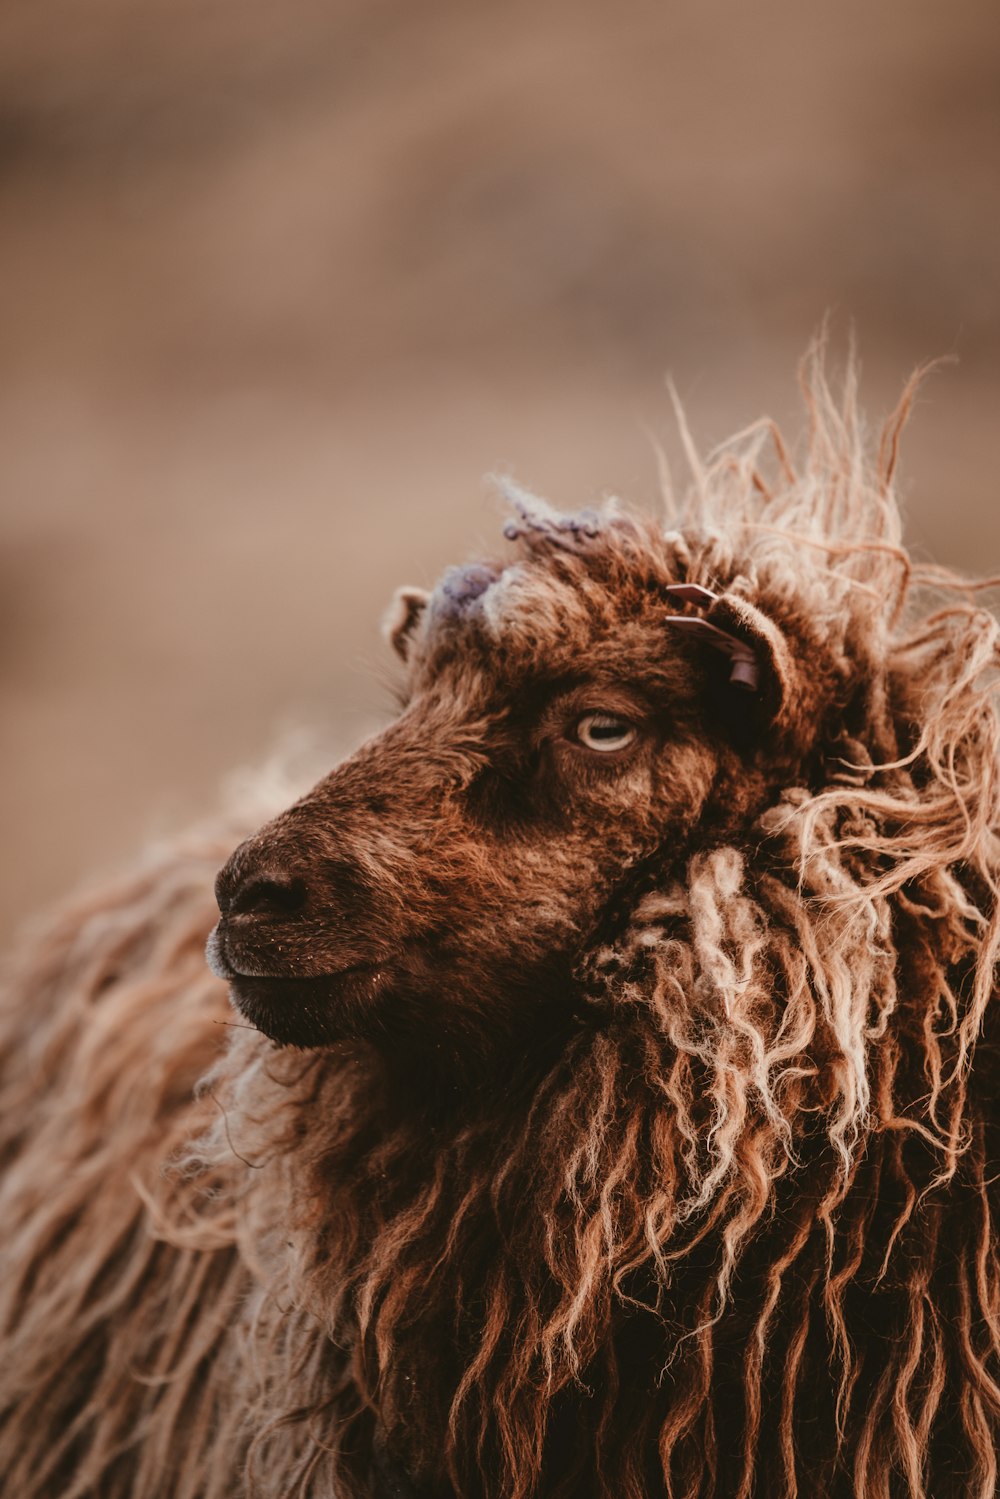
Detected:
[226,966,392,1049]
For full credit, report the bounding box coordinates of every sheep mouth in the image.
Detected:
[225,967,394,1047]
[206,926,395,1047]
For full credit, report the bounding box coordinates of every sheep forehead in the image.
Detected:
[427,560,593,645]
[479,564,576,638]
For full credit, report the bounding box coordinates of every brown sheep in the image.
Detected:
[1,356,999,1499]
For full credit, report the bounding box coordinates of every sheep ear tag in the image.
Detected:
[664,585,761,693]
[664,583,798,743]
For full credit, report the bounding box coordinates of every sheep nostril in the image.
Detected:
[227,874,308,920]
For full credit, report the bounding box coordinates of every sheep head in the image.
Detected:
[208,492,857,1067]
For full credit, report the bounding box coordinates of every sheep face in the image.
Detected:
[208,517,775,1060]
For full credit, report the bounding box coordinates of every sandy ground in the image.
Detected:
[1,0,998,942]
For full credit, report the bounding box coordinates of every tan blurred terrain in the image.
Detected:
[1,0,998,941]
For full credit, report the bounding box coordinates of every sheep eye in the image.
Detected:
[573,712,637,753]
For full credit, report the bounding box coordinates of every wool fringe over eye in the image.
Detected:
[1,344,999,1499]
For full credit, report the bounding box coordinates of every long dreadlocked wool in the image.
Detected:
[1,354,999,1499]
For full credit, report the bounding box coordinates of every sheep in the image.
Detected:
[1,356,999,1499]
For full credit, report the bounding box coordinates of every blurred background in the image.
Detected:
[1,0,998,942]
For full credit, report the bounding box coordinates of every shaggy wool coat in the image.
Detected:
[1,360,999,1499]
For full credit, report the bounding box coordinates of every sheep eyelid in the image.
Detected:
[569,711,640,754]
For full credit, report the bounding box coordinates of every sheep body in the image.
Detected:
[2,360,999,1499]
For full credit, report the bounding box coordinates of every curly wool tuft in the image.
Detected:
[1,352,999,1499]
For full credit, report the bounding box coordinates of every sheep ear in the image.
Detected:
[665,586,795,736]
[384,587,429,662]
[702,593,795,726]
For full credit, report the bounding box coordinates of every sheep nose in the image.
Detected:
[215,862,308,920]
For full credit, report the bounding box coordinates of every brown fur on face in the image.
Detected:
[2,354,999,1499]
